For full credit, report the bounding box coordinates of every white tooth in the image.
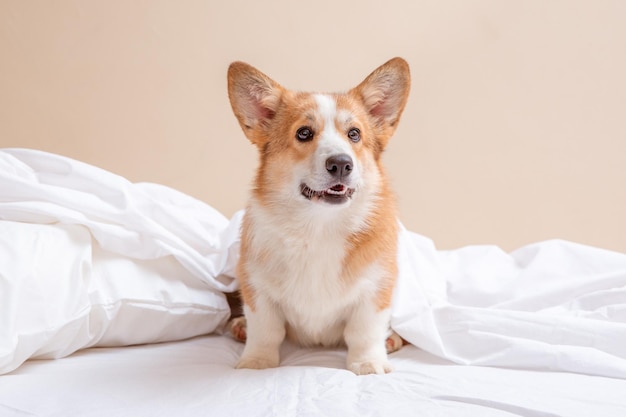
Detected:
[327,188,346,195]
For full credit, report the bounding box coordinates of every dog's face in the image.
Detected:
[227,58,410,210]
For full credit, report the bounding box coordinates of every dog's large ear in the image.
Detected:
[228,62,283,145]
[352,57,410,145]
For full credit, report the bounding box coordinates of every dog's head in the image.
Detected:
[227,58,410,210]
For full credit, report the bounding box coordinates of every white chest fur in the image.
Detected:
[244,204,379,347]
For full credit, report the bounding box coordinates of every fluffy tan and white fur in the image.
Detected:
[227,57,410,375]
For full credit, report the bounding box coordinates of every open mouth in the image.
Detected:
[300,183,355,204]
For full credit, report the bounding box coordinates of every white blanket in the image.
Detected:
[1,149,625,378]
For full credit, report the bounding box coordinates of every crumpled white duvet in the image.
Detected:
[1,149,625,378]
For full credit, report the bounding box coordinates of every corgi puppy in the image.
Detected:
[227,57,410,375]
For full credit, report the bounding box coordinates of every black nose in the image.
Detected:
[326,153,353,178]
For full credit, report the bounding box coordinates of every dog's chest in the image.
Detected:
[258,226,348,299]
[247,214,366,338]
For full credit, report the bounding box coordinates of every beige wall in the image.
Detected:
[1,0,625,252]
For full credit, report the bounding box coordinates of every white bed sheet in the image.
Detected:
[2,148,626,416]
[1,335,625,417]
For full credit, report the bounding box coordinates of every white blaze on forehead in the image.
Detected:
[314,94,336,123]
[313,94,353,157]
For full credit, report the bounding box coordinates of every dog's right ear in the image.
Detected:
[228,62,283,145]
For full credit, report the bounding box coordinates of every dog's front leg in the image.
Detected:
[236,297,286,370]
[344,305,393,375]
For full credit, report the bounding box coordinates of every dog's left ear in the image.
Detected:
[352,57,410,145]
[228,61,284,146]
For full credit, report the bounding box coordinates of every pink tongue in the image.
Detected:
[330,184,345,192]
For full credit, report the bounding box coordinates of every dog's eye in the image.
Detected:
[347,128,361,143]
[296,127,314,142]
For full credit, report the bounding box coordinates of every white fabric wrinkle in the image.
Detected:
[2,148,626,379]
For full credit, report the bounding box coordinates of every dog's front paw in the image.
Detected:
[236,355,279,370]
[348,359,393,375]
